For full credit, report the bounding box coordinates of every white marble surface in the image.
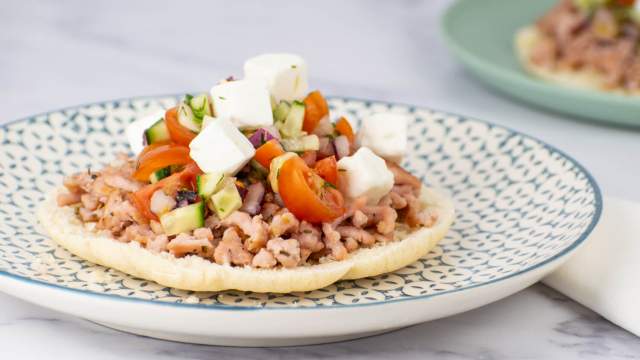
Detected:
[2,0,640,358]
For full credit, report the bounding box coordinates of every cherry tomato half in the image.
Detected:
[278,156,344,223]
[133,144,191,181]
[165,107,196,145]
[302,90,329,133]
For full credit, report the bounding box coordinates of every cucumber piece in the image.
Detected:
[178,102,201,132]
[149,167,171,183]
[197,172,224,199]
[273,101,291,124]
[208,178,242,219]
[189,94,212,121]
[268,152,296,193]
[160,202,205,236]
[280,135,320,152]
[144,118,170,144]
[278,100,305,138]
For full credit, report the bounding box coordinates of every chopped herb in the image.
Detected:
[218,96,226,100]
[291,64,297,69]
[184,94,194,103]
[338,168,347,172]
[323,181,337,189]
[303,229,312,234]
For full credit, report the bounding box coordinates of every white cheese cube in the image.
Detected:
[357,112,409,163]
[210,79,273,129]
[126,109,165,155]
[244,53,309,103]
[189,116,256,175]
[337,147,394,205]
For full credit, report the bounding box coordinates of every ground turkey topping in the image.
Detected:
[530,0,640,91]
[57,154,438,269]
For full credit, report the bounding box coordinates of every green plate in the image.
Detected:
[441,0,640,127]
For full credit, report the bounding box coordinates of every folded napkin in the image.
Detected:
[543,197,640,337]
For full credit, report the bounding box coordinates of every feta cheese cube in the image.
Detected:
[126,109,165,155]
[337,147,394,205]
[244,53,309,103]
[210,79,273,129]
[357,112,409,163]
[189,116,256,175]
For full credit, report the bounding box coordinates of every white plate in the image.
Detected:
[0,96,602,346]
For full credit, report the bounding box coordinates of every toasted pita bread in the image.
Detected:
[37,186,454,293]
[515,26,640,96]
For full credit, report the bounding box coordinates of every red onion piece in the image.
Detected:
[333,135,350,160]
[312,116,333,136]
[248,128,277,148]
[240,182,265,215]
[318,137,335,159]
[301,151,317,167]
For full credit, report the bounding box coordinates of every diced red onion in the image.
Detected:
[241,182,265,215]
[248,128,277,148]
[312,116,333,136]
[301,151,317,167]
[274,193,285,207]
[333,135,350,160]
[318,137,335,159]
[150,190,176,215]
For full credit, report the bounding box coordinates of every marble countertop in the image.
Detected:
[2,0,640,358]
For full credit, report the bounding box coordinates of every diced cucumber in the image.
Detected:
[178,102,201,132]
[268,152,296,193]
[149,167,171,183]
[280,135,320,152]
[208,178,242,219]
[160,202,205,236]
[144,118,170,144]
[197,172,225,199]
[273,101,291,124]
[189,94,212,121]
[277,100,305,138]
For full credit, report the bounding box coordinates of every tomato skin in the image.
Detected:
[335,117,355,144]
[616,0,635,6]
[278,156,344,223]
[254,139,285,168]
[130,162,202,221]
[133,144,191,181]
[165,107,196,145]
[314,156,338,186]
[138,141,171,157]
[302,91,329,133]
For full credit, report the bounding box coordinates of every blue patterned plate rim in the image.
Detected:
[0,94,603,311]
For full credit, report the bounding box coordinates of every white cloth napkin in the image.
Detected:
[543,197,640,337]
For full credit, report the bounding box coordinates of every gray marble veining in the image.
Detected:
[2,0,640,358]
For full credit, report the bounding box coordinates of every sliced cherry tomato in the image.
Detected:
[130,162,202,220]
[165,107,196,145]
[278,156,344,223]
[302,90,329,133]
[133,144,191,181]
[335,117,355,144]
[314,156,338,186]
[254,139,285,168]
[615,0,635,6]
[138,140,171,157]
